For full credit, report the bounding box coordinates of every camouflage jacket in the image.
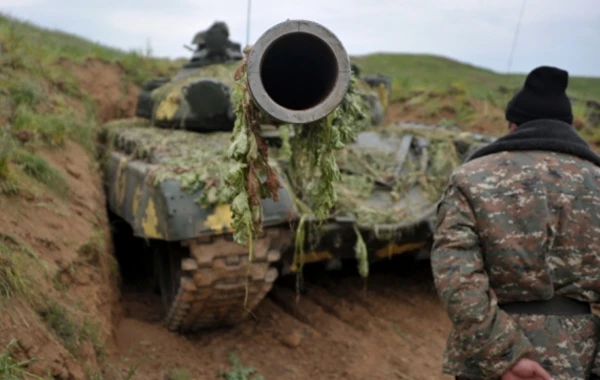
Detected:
[431,150,600,379]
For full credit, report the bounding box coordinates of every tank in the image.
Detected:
[101,19,495,334]
[101,19,372,333]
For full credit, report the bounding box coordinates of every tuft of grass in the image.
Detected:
[52,272,69,293]
[122,357,148,380]
[0,233,43,305]
[38,300,79,354]
[166,368,192,380]
[12,150,69,196]
[0,339,44,380]
[80,318,105,359]
[7,78,43,108]
[218,353,264,380]
[89,371,104,380]
[38,298,108,360]
[77,229,107,266]
[0,130,18,195]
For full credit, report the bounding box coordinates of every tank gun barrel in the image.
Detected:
[246,20,351,124]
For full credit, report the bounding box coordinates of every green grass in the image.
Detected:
[352,53,600,137]
[0,339,44,380]
[38,299,107,360]
[0,13,171,379]
[218,353,264,380]
[0,13,178,86]
[38,300,80,354]
[12,150,69,196]
[0,233,44,305]
[167,368,192,380]
[0,11,182,196]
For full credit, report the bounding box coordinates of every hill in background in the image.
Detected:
[353,53,600,138]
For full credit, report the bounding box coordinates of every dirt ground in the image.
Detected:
[59,57,140,123]
[107,261,453,380]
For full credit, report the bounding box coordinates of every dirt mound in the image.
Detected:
[60,58,140,123]
[107,262,452,380]
[0,142,120,379]
[386,93,507,136]
[0,55,146,378]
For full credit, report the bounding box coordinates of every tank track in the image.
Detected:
[163,228,282,332]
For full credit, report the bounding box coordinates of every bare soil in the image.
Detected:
[107,262,453,380]
[386,94,507,136]
[60,57,140,123]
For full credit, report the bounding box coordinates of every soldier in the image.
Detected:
[431,65,600,380]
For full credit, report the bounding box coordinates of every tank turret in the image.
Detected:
[184,21,243,71]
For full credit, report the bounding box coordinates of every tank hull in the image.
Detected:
[101,118,298,241]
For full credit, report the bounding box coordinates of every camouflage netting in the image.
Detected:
[275,123,491,234]
[331,125,464,228]
[100,117,260,208]
[100,118,490,227]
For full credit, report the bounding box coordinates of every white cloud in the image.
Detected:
[0,0,43,6]
[1,0,598,75]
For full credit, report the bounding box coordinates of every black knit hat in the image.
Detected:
[505,66,573,125]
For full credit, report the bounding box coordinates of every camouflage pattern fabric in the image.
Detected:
[431,150,600,379]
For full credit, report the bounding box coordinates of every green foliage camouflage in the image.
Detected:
[331,124,464,228]
[101,113,486,283]
[101,117,248,208]
[227,57,371,257]
[101,94,484,283]
[279,123,479,277]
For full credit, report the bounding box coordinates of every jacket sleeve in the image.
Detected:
[430,178,536,378]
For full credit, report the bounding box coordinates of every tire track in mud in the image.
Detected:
[111,260,453,380]
[263,260,452,379]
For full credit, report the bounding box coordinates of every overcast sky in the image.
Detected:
[2,0,599,77]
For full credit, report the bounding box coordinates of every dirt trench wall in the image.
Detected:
[0,58,141,379]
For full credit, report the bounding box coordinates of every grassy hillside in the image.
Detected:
[0,13,184,190]
[354,53,600,102]
[353,53,600,139]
